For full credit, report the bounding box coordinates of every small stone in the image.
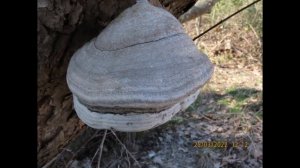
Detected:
[158,137,163,142]
[191,132,197,140]
[148,151,156,158]
[165,134,172,142]
[70,160,79,168]
[178,147,188,153]
[216,127,224,132]
[153,156,163,165]
[178,138,184,145]
[149,166,158,168]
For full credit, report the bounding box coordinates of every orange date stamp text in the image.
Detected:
[193,141,249,149]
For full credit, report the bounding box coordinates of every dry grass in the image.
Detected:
[180,0,263,167]
[44,1,263,167]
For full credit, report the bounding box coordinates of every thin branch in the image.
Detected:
[91,147,100,167]
[42,155,58,168]
[126,150,131,168]
[179,0,220,23]
[249,24,262,46]
[90,132,113,167]
[65,130,99,168]
[193,0,262,41]
[110,129,142,168]
[97,130,108,168]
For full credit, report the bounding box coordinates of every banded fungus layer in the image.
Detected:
[66,0,214,132]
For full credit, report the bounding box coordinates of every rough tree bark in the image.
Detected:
[37,0,198,167]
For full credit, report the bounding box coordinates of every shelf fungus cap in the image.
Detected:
[66,0,214,132]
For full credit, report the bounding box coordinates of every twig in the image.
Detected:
[110,129,142,168]
[66,130,99,168]
[249,24,262,46]
[97,130,108,168]
[126,150,131,168]
[200,114,214,121]
[91,146,100,167]
[246,134,256,158]
[193,0,262,41]
[42,147,74,168]
[91,131,110,167]
[60,148,74,154]
[42,155,58,168]
[255,115,262,122]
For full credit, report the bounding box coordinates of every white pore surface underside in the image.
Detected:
[74,90,200,132]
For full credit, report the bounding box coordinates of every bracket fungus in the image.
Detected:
[66,0,214,132]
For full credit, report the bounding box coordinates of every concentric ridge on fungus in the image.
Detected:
[66,0,214,132]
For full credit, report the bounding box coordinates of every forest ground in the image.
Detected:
[46,0,262,167]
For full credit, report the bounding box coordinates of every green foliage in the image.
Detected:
[217,87,261,114]
[186,95,202,112]
[169,116,185,125]
[210,0,262,37]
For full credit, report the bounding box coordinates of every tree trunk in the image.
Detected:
[37,0,196,166]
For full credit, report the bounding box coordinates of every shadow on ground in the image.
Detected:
[48,87,262,168]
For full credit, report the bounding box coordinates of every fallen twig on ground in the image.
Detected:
[97,130,108,168]
[110,129,142,168]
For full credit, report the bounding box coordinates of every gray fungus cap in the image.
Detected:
[66,0,214,131]
[67,1,213,109]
